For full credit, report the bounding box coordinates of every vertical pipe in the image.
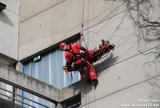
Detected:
[21,66,25,107]
[12,87,16,103]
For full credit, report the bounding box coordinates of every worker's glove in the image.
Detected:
[62,65,67,70]
[63,65,74,71]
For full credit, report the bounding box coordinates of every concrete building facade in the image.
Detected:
[0,0,19,107]
[19,0,160,107]
[0,0,160,108]
[0,0,19,60]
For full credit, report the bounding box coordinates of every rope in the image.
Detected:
[64,67,74,88]
[68,73,73,88]
[80,0,88,49]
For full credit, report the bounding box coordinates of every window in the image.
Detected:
[21,34,81,108]
[22,41,81,88]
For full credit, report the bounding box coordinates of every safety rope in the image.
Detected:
[63,66,74,88]
[68,73,74,88]
[80,0,88,49]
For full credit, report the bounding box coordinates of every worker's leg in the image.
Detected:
[86,61,97,80]
[79,68,88,81]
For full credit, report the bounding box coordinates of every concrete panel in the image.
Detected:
[19,0,81,60]
[19,0,124,60]
[82,0,124,32]
[20,0,64,22]
[81,76,160,108]
[80,48,160,104]
[79,0,160,107]
[0,10,19,60]
[0,0,19,60]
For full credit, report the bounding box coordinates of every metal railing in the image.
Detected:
[0,86,49,108]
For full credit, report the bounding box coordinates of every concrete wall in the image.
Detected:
[19,0,119,60]
[80,1,160,108]
[19,0,82,60]
[0,0,19,60]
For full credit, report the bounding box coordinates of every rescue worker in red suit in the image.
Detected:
[60,42,98,85]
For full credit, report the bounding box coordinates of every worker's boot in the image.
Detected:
[101,39,105,46]
[91,79,98,86]
[87,79,92,84]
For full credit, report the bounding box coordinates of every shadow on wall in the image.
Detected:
[72,80,93,95]
[0,12,14,26]
[71,53,119,95]
[94,52,119,76]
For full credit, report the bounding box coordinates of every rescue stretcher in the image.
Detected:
[84,39,115,63]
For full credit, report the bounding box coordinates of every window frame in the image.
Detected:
[20,33,81,65]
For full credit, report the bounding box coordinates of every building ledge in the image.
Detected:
[0,63,81,103]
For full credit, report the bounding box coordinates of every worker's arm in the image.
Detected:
[80,45,86,51]
[65,62,73,71]
[75,43,90,54]
[65,53,74,71]
[80,46,90,55]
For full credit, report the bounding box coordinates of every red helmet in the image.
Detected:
[60,42,66,50]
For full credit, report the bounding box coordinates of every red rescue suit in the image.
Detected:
[65,44,97,81]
